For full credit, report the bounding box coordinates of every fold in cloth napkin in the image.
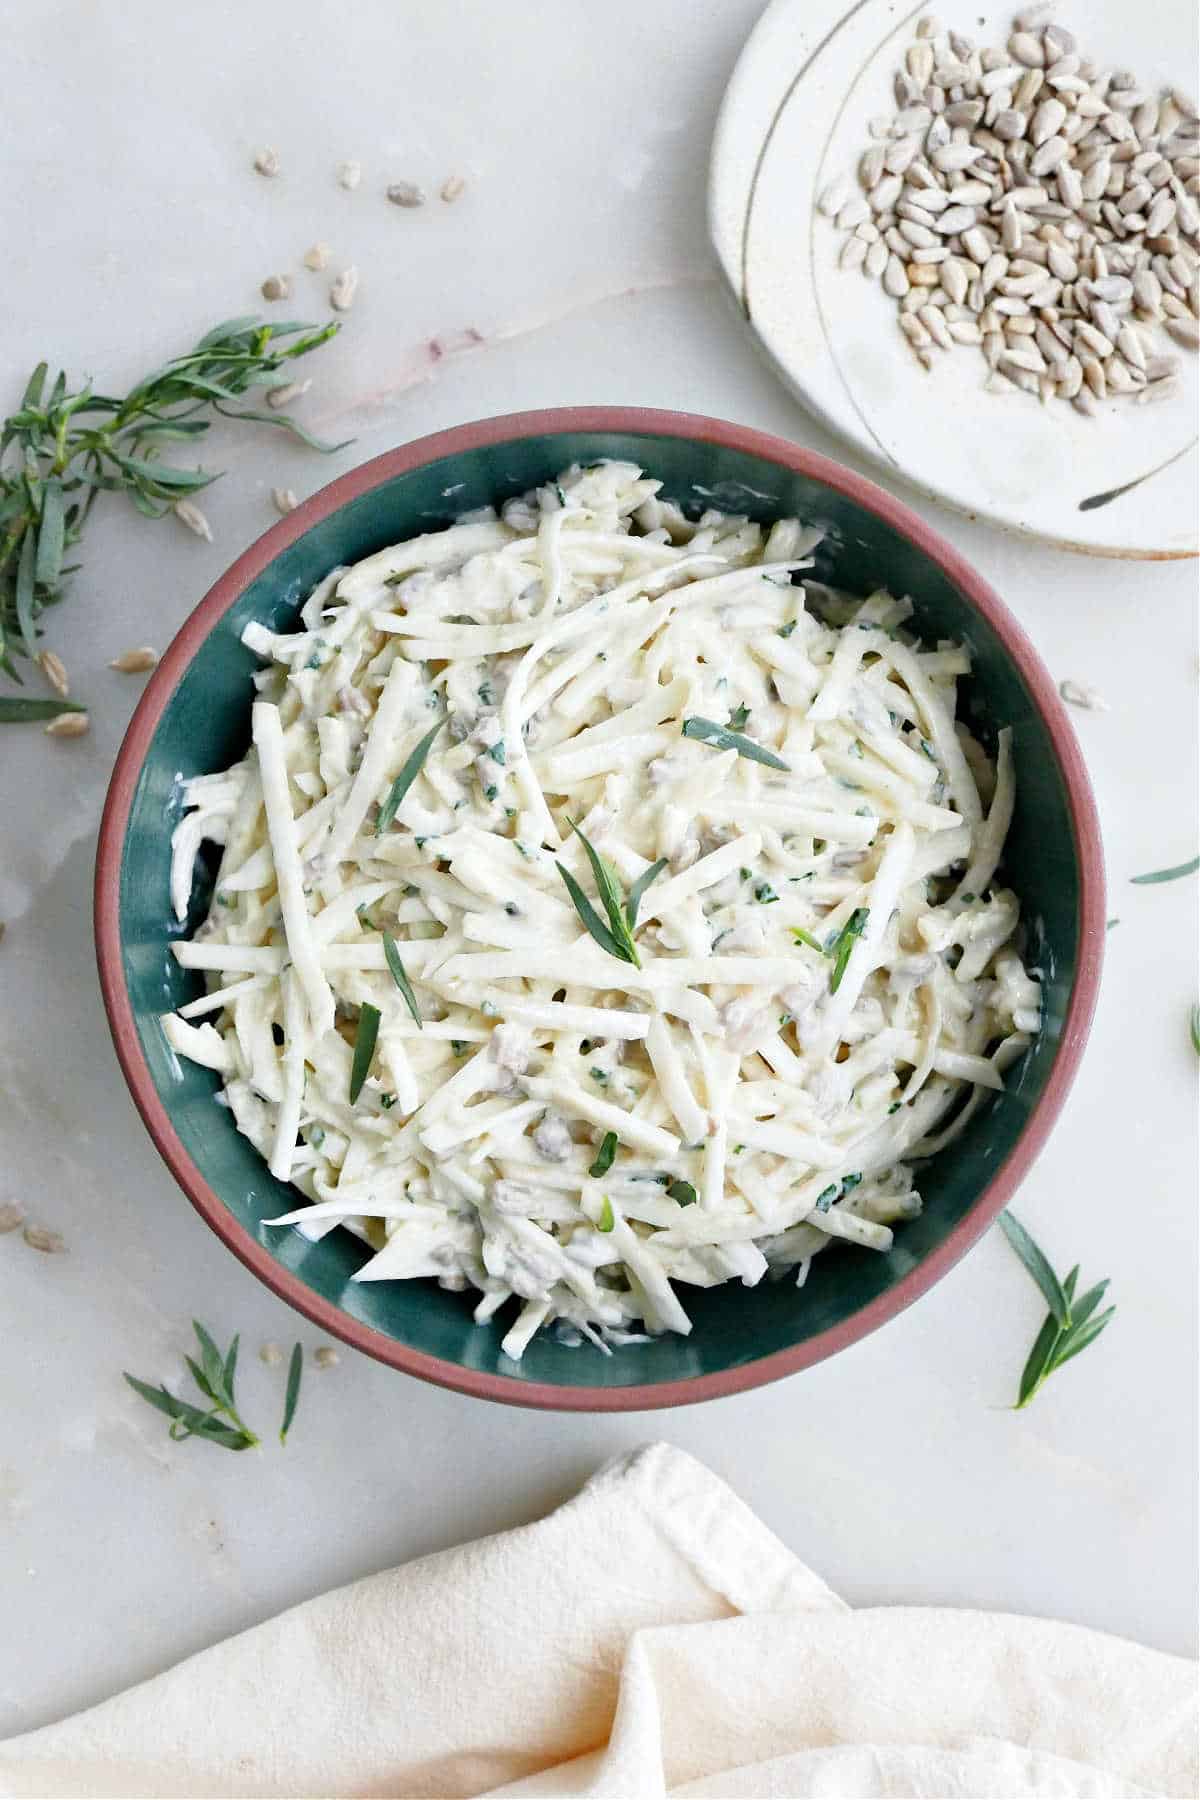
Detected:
[0,1444,1194,1799]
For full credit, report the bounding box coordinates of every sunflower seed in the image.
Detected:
[819,177,851,217]
[266,377,312,410]
[1058,354,1084,396]
[36,650,69,698]
[1166,315,1200,347]
[940,257,970,302]
[993,109,1028,141]
[1089,299,1120,342]
[109,646,159,673]
[819,11,1198,417]
[23,1225,66,1253]
[386,181,426,208]
[173,500,212,540]
[885,136,922,175]
[1031,136,1069,177]
[900,313,932,348]
[253,147,280,177]
[272,487,300,515]
[303,243,331,272]
[1008,31,1045,66]
[314,1346,340,1369]
[336,159,362,190]
[440,174,467,203]
[932,143,986,173]
[260,274,291,302]
[907,42,934,87]
[259,1342,284,1366]
[43,712,88,738]
[0,1203,25,1233]
[330,266,359,312]
[883,254,911,297]
[1060,678,1108,710]
[1036,98,1072,144]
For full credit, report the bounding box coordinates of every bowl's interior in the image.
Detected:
[113,428,1082,1392]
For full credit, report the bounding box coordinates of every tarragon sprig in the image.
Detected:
[999,1211,1115,1409]
[125,1321,305,1452]
[1,316,348,717]
[555,820,666,967]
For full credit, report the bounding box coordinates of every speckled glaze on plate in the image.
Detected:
[709,0,1198,558]
[95,408,1104,1410]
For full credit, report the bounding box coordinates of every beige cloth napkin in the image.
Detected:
[0,1443,1193,1800]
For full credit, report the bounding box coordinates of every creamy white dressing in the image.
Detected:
[165,461,1039,1360]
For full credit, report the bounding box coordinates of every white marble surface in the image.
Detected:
[1,0,1196,1741]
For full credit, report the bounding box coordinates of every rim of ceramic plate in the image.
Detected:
[95,406,1105,1412]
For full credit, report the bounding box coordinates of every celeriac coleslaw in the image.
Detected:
[164,461,1040,1360]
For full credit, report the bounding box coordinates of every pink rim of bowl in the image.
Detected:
[95,406,1105,1412]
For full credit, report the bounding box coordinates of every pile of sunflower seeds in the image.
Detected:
[819,8,1199,412]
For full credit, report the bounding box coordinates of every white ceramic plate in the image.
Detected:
[709,0,1198,557]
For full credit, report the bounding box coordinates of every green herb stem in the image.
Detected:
[1,318,347,711]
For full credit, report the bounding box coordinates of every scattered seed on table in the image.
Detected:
[36,650,69,698]
[272,487,299,515]
[266,377,312,410]
[1060,678,1109,710]
[336,159,362,190]
[313,1346,340,1368]
[386,181,425,208]
[303,244,331,273]
[23,1225,66,1253]
[261,274,292,302]
[173,499,212,541]
[0,1202,24,1232]
[44,713,88,738]
[440,174,466,203]
[330,266,359,312]
[259,1341,284,1366]
[109,646,159,673]
[253,147,280,177]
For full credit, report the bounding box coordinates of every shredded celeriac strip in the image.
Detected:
[163,460,1040,1359]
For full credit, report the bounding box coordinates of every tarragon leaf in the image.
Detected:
[349,1003,381,1104]
[376,718,445,834]
[999,1210,1071,1327]
[829,907,869,995]
[383,933,422,1028]
[34,479,65,589]
[14,530,38,660]
[0,697,85,722]
[554,860,624,960]
[1048,1307,1116,1373]
[280,1343,303,1445]
[568,819,634,957]
[682,714,790,771]
[1131,855,1199,884]
[1015,1310,1062,1409]
[624,857,668,932]
[589,1132,618,1178]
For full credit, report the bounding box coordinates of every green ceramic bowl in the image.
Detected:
[96,408,1104,1410]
